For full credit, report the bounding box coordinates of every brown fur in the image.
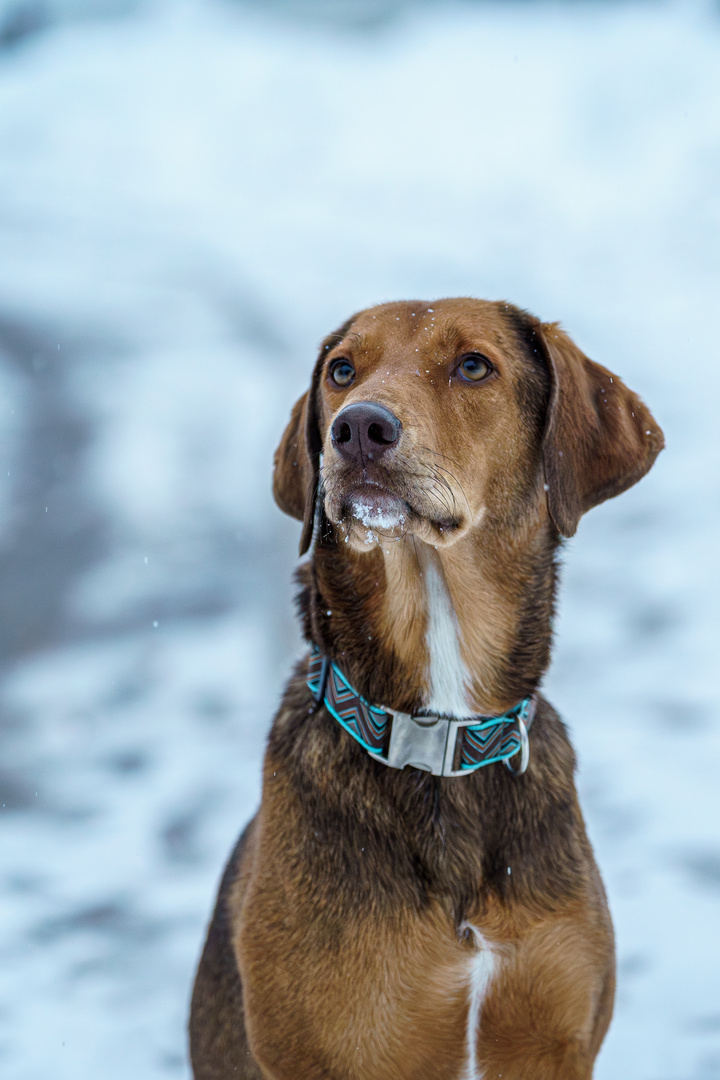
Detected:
[190,298,663,1079]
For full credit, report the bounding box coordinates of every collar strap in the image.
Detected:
[307,646,536,778]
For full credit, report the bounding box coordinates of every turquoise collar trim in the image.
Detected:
[307,646,536,778]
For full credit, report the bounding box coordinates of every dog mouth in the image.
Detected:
[343,485,409,532]
[331,478,461,545]
[323,455,464,546]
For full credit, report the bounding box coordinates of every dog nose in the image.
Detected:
[331,402,402,464]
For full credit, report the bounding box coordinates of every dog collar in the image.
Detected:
[307,646,536,778]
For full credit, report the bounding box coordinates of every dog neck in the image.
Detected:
[413,544,471,717]
[303,507,557,718]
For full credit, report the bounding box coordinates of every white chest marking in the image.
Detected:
[460,924,497,1080]
[421,551,471,717]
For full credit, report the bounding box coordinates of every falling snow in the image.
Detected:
[0,2,717,1080]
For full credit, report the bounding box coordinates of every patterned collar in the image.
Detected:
[307,646,536,778]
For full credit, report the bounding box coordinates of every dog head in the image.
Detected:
[273,299,664,554]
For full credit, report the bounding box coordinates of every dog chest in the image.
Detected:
[235,882,492,1080]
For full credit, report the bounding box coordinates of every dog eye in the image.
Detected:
[329,359,355,387]
[458,354,493,382]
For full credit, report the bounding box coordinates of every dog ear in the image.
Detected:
[273,391,313,517]
[273,370,323,557]
[273,316,358,556]
[534,321,664,537]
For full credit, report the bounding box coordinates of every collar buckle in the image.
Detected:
[307,646,535,778]
[369,712,484,778]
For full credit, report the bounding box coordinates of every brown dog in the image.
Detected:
[190,298,664,1080]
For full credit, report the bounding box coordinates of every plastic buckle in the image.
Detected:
[370,713,477,777]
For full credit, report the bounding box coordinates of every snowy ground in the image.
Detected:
[0,1,718,1077]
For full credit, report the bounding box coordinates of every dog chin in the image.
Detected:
[320,486,402,546]
[347,492,407,530]
[332,491,407,549]
[326,489,464,551]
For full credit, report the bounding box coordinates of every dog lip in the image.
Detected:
[343,484,409,530]
[435,517,461,533]
[339,480,462,535]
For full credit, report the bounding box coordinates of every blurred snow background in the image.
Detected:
[0,0,718,1077]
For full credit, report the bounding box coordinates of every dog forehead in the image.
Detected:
[339,298,518,364]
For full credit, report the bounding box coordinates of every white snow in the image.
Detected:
[351,493,406,530]
[0,2,718,1078]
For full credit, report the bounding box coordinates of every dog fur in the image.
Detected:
[189,298,663,1080]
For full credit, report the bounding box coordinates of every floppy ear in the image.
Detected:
[272,370,323,557]
[273,315,359,556]
[534,321,664,537]
[273,391,313,514]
